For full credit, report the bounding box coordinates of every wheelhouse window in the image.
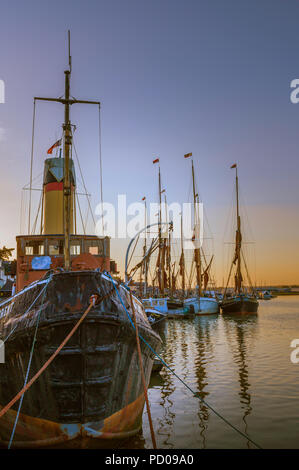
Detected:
[48,239,64,255]
[85,239,104,256]
[25,240,45,256]
[70,240,81,256]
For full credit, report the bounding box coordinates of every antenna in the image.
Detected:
[68,30,72,73]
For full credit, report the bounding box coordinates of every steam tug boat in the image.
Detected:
[0,45,161,448]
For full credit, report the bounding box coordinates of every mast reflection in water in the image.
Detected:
[222,314,258,448]
[134,297,299,449]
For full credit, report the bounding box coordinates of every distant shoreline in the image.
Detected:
[273,291,299,296]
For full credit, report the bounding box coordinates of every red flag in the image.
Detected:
[230,163,237,168]
[47,139,62,154]
[153,158,159,164]
[184,153,192,158]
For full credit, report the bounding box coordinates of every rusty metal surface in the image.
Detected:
[0,271,161,447]
[0,392,145,448]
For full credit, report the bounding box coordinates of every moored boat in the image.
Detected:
[221,164,258,315]
[184,296,219,315]
[0,37,161,448]
[144,306,167,334]
[142,297,192,319]
[0,271,161,448]
[182,154,219,315]
[221,294,258,314]
[261,290,272,300]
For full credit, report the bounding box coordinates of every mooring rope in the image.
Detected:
[1,279,51,344]
[129,291,157,449]
[0,295,99,427]
[0,288,116,432]
[8,276,52,448]
[106,273,262,449]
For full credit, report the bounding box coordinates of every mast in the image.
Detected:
[171,261,176,294]
[164,192,171,292]
[180,212,185,296]
[158,166,164,295]
[226,163,242,295]
[235,164,242,293]
[167,217,172,295]
[33,31,100,269]
[63,70,71,269]
[168,230,172,295]
[143,197,148,296]
[192,159,202,296]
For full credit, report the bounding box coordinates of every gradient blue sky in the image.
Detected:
[0,0,298,284]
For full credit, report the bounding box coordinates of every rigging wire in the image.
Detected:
[28,99,36,235]
[107,273,262,450]
[241,249,254,292]
[23,171,43,189]
[72,139,96,227]
[1,280,52,344]
[84,200,90,232]
[98,104,104,235]
[76,192,86,235]
[31,190,43,235]
[8,278,51,448]
[19,189,24,235]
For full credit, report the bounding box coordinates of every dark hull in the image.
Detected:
[167,299,184,309]
[0,291,11,300]
[221,297,258,315]
[151,317,166,335]
[152,360,163,373]
[0,271,161,448]
[150,319,166,373]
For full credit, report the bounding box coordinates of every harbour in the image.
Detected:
[139,296,299,449]
[0,0,299,454]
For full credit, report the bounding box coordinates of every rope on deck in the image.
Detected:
[107,273,262,450]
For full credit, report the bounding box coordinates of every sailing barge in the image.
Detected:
[183,154,219,315]
[221,164,258,315]
[0,47,161,448]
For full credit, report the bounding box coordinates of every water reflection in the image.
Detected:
[222,314,258,448]
[128,298,298,448]
[156,320,177,448]
[193,315,218,448]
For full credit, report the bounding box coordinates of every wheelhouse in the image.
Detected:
[16,234,113,292]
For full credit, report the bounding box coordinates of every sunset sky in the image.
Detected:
[0,0,298,285]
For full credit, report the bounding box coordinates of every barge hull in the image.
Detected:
[221,298,258,315]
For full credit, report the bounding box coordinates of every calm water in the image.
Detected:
[127,296,299,449]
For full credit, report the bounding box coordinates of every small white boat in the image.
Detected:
[144,307,167,326]
[142,297,168,313]
[184,296,219,314]
[261,290,272,300]
[142,297,193,318]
